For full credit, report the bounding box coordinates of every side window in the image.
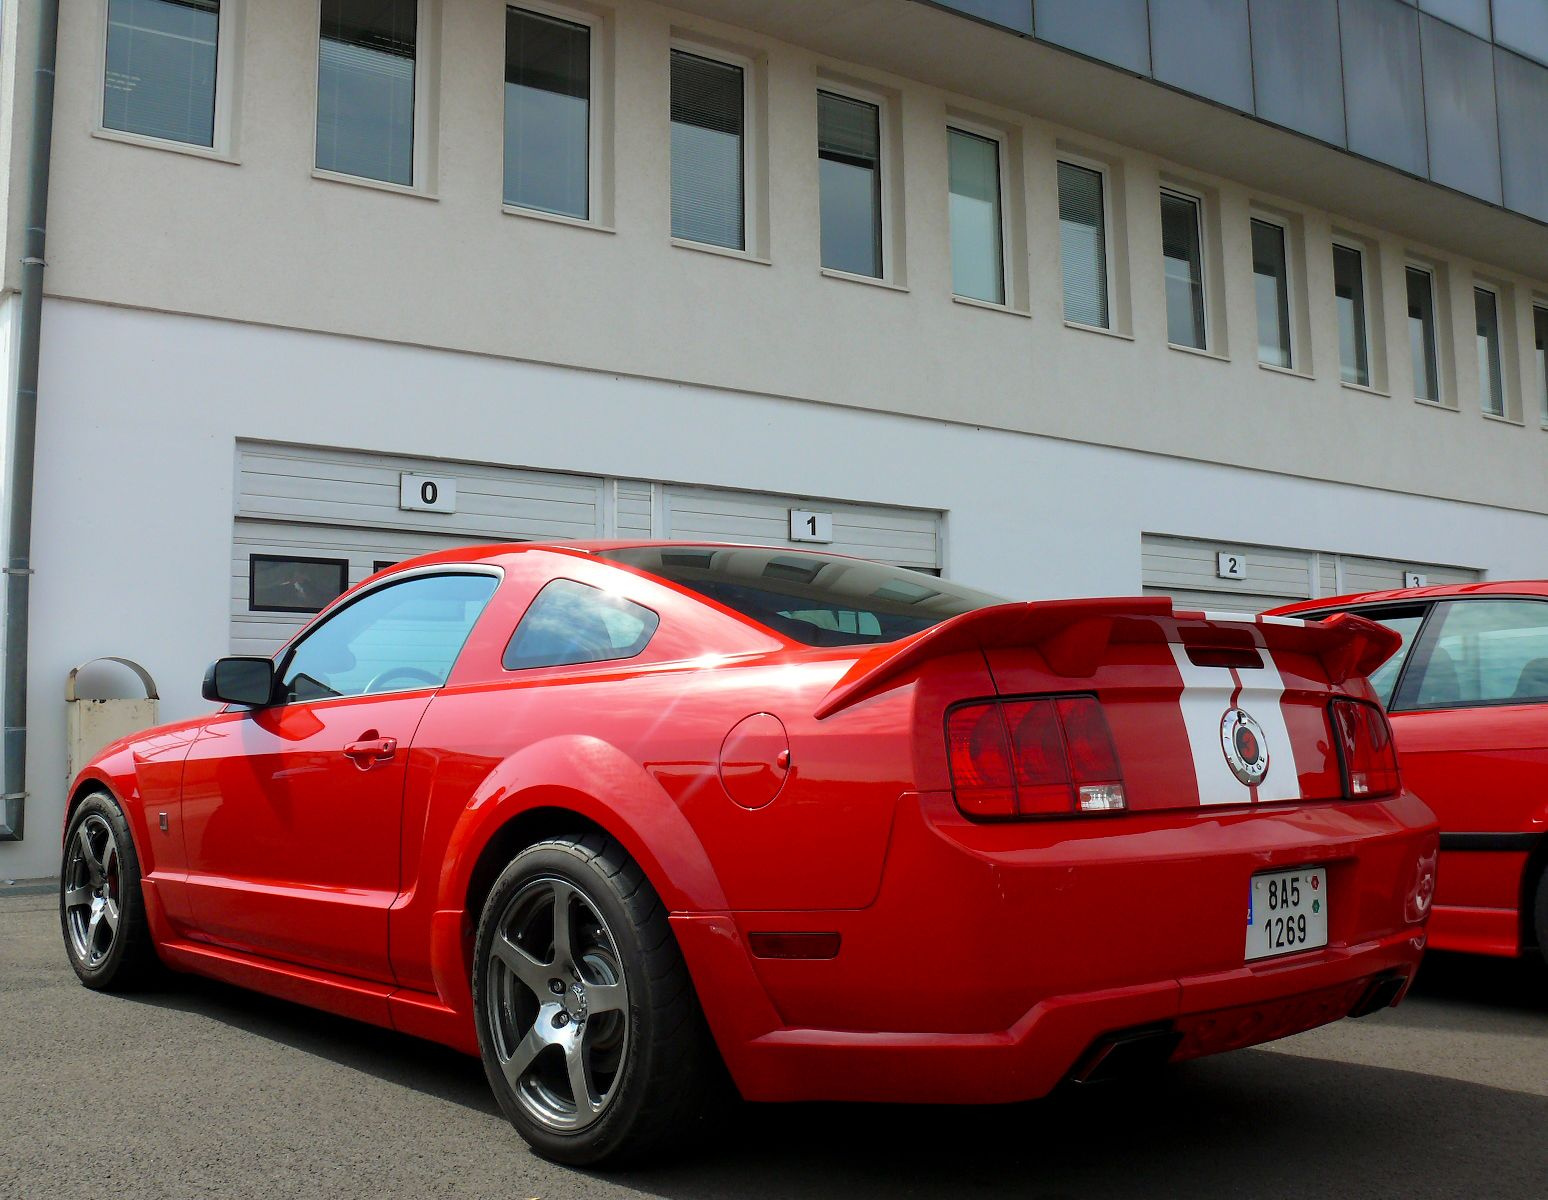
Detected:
[504,579,659,670]
[279,573,499,703]
[1407,599,1548,709]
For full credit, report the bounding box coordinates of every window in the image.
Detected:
[1058,160,1108,327]
[597,545,1003,647]
[1401,599,1548,709]
[1475,286,1505,415]
[103,0,220,147]
[671,49,745,250]
[504,579,659,670]
[818,90,882,278]
[316,0,419,186]
[1252,218,1292,368]
[1534,304,1548,424]
[249,555,348,615]
[1334,244,1370,387]
[280,573,498,702]
[1407,266,1441,402]
[947,127,1003,304]
[1160,190,1206,349]
[504,6,591,220]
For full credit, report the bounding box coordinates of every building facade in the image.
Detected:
[2,0,1547,877]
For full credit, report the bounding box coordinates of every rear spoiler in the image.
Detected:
[813,598,1401,720]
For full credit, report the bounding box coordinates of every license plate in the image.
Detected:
[1245,867,1328,961]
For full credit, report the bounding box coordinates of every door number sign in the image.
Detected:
[1217,551,1247,580]
[400,473,458,514]
[790,510,834,543]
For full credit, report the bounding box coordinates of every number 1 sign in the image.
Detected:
[789,510,834,543]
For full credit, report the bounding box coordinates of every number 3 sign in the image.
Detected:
[400,473,458,513]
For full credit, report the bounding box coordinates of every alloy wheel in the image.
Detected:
[63,814,121,969]
[486,876,631,1133]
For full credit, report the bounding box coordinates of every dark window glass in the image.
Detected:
[1535,305,1548,424]
[316,0,418,186]
[1407,599,1548,709]
[1339,0,1428,176]
[1494,48,1548,224]
[928,0,1032,35]
[504,578,659,670]
[948,128,1003,304]
[1249,0,1347,146]
[373,560,400,574]
[818,91,882,277]
[504,7,590,219]
[1252,219,1292,368]
[1418,0,1490,39]
[1420,14,1502,203]
[1034,0,1151,75]
[1161,191,1206,349]
[1494,0,1548,67]
[103,0,219,146]
[1334,244,1370,386]
[671,51,745,250]
[1475,287,1505,415]
[1407,266,1441,402]
[280,573,498,702]
[1300,604,1428,706]
[1058,161,1108,327]
[598,546,1004,647]
[1150,0,1253,111]
[250,555,348,614]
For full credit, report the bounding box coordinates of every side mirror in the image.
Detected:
[202,657,275,707]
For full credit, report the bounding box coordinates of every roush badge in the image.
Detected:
[1220,708,1270,787]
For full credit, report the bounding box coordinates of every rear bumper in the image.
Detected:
[676,790,1436,1104]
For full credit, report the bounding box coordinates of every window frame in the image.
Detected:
[248,553,350,616]
[1056,153,1116,332]
[1533,300,1548,427]
[668,38,758,257]
[1392,595,1548,714]
[816,77,894,285]
[1250,213,1295,371]
[1473,281,1507,417]
[1406,261,1443,405]
[944,118,1009,307]
[94,0,243,160]
[311,0,439,196]
[1159,184,1211,353]
[502,0,604,227]
[1332,239,1373,388]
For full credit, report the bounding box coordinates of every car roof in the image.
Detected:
[1272,579,1548,614]
[371,539,880,573]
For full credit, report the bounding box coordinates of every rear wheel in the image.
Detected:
[472,834,721,1166]
[1533,864,1548,970]
[59,791,159,990]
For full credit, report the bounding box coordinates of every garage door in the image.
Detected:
[232,442,944,653]
[1141,533,1481,615]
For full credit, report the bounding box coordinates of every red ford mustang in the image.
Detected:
[1273,582,1548,965]
[62,542,1438,1164]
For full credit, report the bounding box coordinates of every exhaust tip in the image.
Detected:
[1349,971,1409,1018]
[1067,1024,1182,1084]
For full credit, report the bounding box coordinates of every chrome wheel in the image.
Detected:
[486,876,630,1134]
[63,813,121,969]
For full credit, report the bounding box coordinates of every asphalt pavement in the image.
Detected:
[3,888,1544,1200]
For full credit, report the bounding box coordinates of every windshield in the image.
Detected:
[599,545,1006,646]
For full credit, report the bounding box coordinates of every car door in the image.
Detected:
[181,569,500,981]
[1388,597,1548,939]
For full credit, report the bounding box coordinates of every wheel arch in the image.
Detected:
[1519,830,1548,951]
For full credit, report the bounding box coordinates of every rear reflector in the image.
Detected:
[1330,698,1401,799]
[748,932,841,960]
[947,695,1126,820]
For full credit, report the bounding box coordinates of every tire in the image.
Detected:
[59,790,160,990]
[472,833,721,1166]
[1533,864,1548,971]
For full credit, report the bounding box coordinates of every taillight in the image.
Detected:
[1330,698,1401,799]
[947,696,1126,819]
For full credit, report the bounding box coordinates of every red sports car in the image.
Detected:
[1273,582,1548,965]
[62,543,1437,1164]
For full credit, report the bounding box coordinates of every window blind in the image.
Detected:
[671,51,745,250]
[1058,161,1108,327]
[317,0,418,186]
[818,92,882,276]
[505,7,590,219]
[103,0,220,147]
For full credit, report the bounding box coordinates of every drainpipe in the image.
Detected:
[2,0,62,842]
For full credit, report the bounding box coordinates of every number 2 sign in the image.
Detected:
[400,473,458,514]
[790,510,834,543]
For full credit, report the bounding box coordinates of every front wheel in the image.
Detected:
[472,834,721,1166]
[59,790,160,989]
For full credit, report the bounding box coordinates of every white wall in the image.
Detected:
[2,296,1546,878]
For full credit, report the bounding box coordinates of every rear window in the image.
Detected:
[598,546,1004,646]
[1293,603,1426,706]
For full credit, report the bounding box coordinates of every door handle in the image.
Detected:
[343,736,398,767]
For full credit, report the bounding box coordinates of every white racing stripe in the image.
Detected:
[1168,642,1303,806]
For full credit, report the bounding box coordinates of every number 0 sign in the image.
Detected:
[400,473,458,514]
